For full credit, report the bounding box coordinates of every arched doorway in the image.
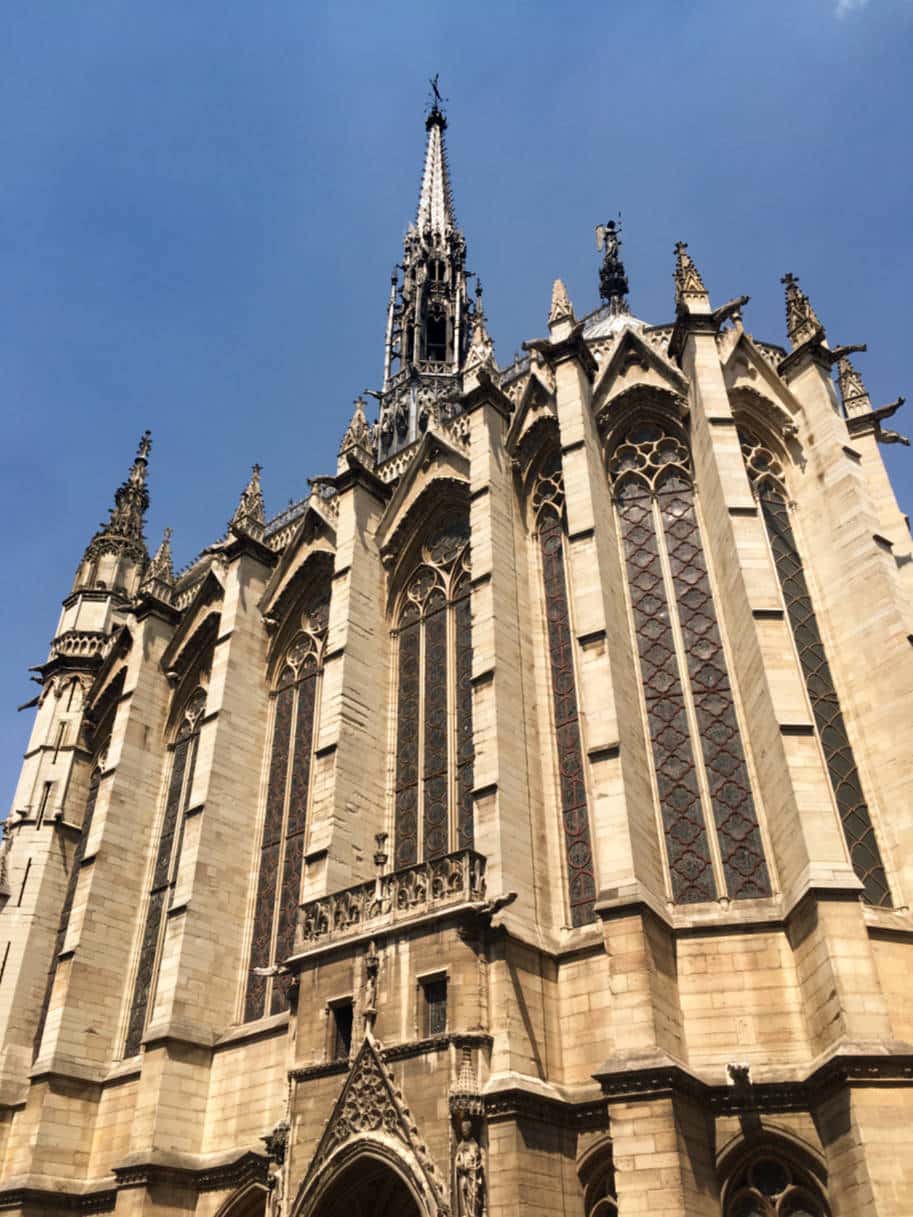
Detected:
[304,1154,424,1217]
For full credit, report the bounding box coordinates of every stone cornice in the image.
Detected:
[333,453,392,502]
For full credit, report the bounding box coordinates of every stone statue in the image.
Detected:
[454,1118,484,1217]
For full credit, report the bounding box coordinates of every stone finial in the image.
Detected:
[337,397,375,473]
[140,526,175,603]
[548,278,576,328]
[229,464,266,541]
[781,273,823,349]
[837,357,872,419]
[674,241,708,311]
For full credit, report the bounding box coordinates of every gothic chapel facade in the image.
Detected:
[2,100,913,1217]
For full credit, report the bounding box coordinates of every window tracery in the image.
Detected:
[124,685,206,1056]
[610,421,771,903]
[531,452,596,926]
[723,1149,830,1217]
[738,427,891,907]
[392,516,473,868]
[245,592,328,1020]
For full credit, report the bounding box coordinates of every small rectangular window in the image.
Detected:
[331,1001,353,1060]
[422,976,447,1037]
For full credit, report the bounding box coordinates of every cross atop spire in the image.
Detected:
[416,87,456,235]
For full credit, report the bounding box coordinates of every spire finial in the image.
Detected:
[105,430,152,541]
[596,218,629,314]
[673,241,708,312]
[229,464,266,540]
[781,273,824,349]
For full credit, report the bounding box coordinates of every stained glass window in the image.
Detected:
[244,592,328,1021]
[610,422,770,903]
[723,1149,830,1217]
[531,453,596,926]
[739,428,891,907]
[392,517,473,866]
[124,686,206,1056]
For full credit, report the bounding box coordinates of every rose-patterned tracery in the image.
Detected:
[245,592,329,1020]
[125,685,207,1055]
[723,1149,830,1217]
[531,452,596,926]
[739,426,891,907]
[610,421,771,903]
[393,517,473,868]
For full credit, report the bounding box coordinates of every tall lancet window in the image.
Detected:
[124,686,206,1056]
[610,421,771,903]
[392,517,473,868]
[531,453,596,926]
[244,592,328,1021]
[739,427,891,907]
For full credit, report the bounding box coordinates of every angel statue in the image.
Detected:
[595,220,619,260]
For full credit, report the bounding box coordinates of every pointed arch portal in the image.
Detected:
[301,1154,424,1217]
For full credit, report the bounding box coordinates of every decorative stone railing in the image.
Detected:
[49,630,114,662]
[298,849,486,949]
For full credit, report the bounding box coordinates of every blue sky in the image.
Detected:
[2,0,912,810]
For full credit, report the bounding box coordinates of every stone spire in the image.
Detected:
[674,241,708,312]
[75,431,151,592]
[376,87,475,464]
[229,465,265,541]
[596,219,630,314]
[416,101,456,236]
[140,526,175,603]
[781,273,824,349]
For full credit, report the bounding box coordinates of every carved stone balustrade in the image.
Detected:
[48,629,115,663]
[296,849,486,953]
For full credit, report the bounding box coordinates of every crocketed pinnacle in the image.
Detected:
[416,103,456,235]
[549,278,576,326]
[781,273,823,349]
[142,526,175,593]
[674,241,708,311]
[463,306,496,379]
[339,397,371,455]
[230,464,265,538]
[837,356,872,419]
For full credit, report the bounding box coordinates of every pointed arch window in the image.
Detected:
[722,1146,831,1217]
[739,427,890,907]
[32,756,103,1061]
[610,421,771,904]
[392,517,473,868]
[124,686,206,1056]
[531,453,596,926]
[244,594,328,1021]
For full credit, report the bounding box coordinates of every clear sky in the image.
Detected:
[2,0,912,811]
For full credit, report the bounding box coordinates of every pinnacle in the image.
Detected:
[141,526,175,601]
[673,241,708,310]
[837,356,872,419]
[781,272,824,349]
[549,278,576,327]
[229,464,266,539]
